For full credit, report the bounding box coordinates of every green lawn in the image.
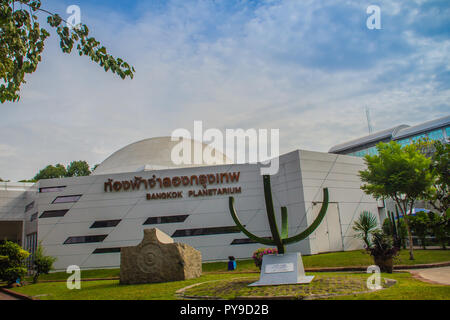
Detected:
[204,249,450,273]
[26,249,450,282]
[327,272,450,300]
[13,273,254,300]
[182,273,381,299]
[12,272,450,300]
[9,249,449,300]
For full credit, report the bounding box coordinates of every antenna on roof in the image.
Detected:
[365,106,374,134]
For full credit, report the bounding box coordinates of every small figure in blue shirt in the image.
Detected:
[228,256,237,271]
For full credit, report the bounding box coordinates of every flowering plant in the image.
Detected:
[252,248,278,270]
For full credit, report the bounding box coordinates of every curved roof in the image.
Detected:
[393,115,450,140]
[328,125,409,153]
[92,137,233,175]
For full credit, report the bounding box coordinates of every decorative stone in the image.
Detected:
[120,228,202,285]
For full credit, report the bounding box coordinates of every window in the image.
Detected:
[143,215,189,225]
[397,138,410,147]
[92,248,121,254]
[26,233,38,271]
[367,147,378,156]
[64,235,108,245]
[30,212,38,222]
[39,209,69,218]
[411,134,427,143]
[90,220,121,229]
[231,237,272,245]
[172,226,241,238]
[445,127,450,138]
[52,195,82,204]
[25,201,35,213]
[427,129,444,141]
[39,186,66,193]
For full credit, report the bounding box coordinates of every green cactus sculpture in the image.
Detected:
[229,175,329,254]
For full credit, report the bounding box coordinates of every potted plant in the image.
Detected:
[252,248,278,270]
[367,230,399,273]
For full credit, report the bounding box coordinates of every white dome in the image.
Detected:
[92,137,232,175]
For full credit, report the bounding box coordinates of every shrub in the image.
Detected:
[33,244,57,283]
[428,212,449,250]
[407,212,431,249]
[252,248,278,270]
[367,230,399,273]
[0,241,30,286]
[352,211,379,248]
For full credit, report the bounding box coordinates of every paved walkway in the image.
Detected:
[406,266,450,285]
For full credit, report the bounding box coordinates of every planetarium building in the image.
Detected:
[0,137,380,271]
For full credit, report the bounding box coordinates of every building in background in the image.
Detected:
[0,137,380,271]
[329,115,450,157]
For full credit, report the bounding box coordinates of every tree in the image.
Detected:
[33,163,67,180]
[32,243,56,283]
[407,212,430,250]
[0,241,30,286]
[1,0,135,103]
[427,141,449,217]
[428,212,448,250]
[352,211,379,248]
[30,160,92,181]
[359,141,435,260]
[66,160,91,177]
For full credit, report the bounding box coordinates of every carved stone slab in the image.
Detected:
[120,228,202,285]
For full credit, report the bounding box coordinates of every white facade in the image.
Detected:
[0,145,381,271]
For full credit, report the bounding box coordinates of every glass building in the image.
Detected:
[329,115,450,157]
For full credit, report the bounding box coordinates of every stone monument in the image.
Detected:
[120,228,202,285]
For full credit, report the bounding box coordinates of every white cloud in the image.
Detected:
[0,0,449,181]
[0,144,16,158]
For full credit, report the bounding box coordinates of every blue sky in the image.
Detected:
[1,0,449,181]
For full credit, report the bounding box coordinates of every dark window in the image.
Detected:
[172,226,240,238]
[231,237,272,245]
[25,201,35,213]
[92,248,121,254]
[64,235,108,245]
[39,186,66,193]
[39,210,69,219]
[30,212,38,222]
[52,195,82,204]
[143,215,189,225]
[90,220,121,229]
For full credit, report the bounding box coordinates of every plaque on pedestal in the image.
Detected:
[249,252,314,286]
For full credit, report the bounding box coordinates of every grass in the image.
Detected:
[25,268,120,282]
[12,271,450,300]
[204,249,450,273]
[327,272,450,300]
[182,273,381,299]
[13,273,254,300]
[23,249,450,282]
[8,249,449,300]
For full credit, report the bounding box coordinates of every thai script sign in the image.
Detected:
[104,172,242,201]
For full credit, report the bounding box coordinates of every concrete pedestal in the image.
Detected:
[250,252,314,286]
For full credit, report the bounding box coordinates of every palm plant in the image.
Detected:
[353,211,379,248]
